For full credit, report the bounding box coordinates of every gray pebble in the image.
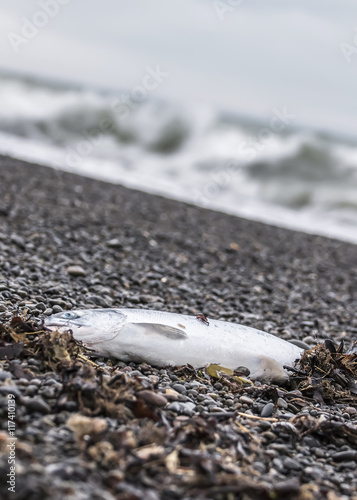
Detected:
[288,339,311,350]
[107,238,122,247]
[261,402,275,417]
[262,431,277,442]
[302,336,316,345]
[252,461,266,473]
[314,448,325,458]
[166,401,196,415]
[272,458,284,472]
[25,385,38,396]
[39,386,59,399]
[284,457,302,470]
[171,383,187,394]
[30,378,42,386]
[0,386,21,398]
[304,466,323,480]
[44,377,61,386]
[279,411,295,419]
[66,265,87,277]
[11,234,26,249]
[239,395,254,405]
[300,320,315,327]
[331,450,357,462]
[337,461,356,470]
[24,397,51,414]
[0,370,13,381]
[277,397,288,409]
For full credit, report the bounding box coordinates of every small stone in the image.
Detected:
[206,392,218,401]
[25,385,38,396]
[162,388,180,401]
[252,461,266,473]
[137,390,168,407]
[25,397,51,414]
[344,407,357,415]
[30,378,42,386]
[166,401,196,415]
[0,370,13,381]
[272,458,284,472]
[66,265,87,277]
[314,448,325,458]
[261,402,275,417]
[239,395,254,405]
[40,386,58,399]
[261,431,277,442]
[279,411,295,419]
[300,320,315,328]
[52,305,63,313]
[331,450,357,462]
[107,238,122,248]
[11,234,26,249]
[171,383,186,394]
[44,377,60,386]
[284,457,302,470]
[304,466,323,480]
[302,336,316,345]
[0,386,21,398]
[35,302,46,311]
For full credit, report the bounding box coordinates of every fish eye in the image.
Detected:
[62,312,78,319]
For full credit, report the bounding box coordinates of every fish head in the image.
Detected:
[44,308,127,346]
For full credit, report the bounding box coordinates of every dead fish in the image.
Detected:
[44,308,303,382]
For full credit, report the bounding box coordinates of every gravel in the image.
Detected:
[0,155,357,499]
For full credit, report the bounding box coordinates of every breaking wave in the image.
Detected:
[0,71,357,243]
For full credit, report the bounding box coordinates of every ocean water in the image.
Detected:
[1,71,357,244]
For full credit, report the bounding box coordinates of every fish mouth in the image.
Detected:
[44,320,71,330]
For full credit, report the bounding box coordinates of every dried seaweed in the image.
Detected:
[0,312,87,369]
[288,341,357,405]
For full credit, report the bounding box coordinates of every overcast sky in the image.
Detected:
[1,0,357,137]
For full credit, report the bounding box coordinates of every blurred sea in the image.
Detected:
[1,71,357,244]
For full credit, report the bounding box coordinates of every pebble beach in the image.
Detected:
[0,155,357,499]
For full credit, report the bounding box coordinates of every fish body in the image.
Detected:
[44,308,302,382]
